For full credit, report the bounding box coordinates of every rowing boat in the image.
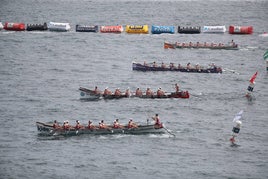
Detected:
[79,87,190,100]
[164,41,238,50]
[36,121,165,136]
[132,62,222,73]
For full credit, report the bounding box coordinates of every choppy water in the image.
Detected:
[0,0,268,178]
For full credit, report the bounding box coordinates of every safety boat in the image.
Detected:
[26,23,48,31]
[178,26,201,34]
[36,121,165,136]
[79,87,190,100]
[100,25,123,33]
[48,22,71,32]
[76,25,98,32]
[4,22,25,31]
[125,25,149,34]
[229,25,253,34]
[151,25,175,34]
[132,62,222,73]
[164,41,238,50]
[202,26,226,33]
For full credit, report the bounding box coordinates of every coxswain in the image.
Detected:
[231,39,235,46]
[113,119,124,129]
[125,87,131,97]
[103,87,112,96]
[157,87,165,97]
[87,120,97,129]
[75,120,84,129]
[152,114,163,128]
[53,120,61,129]
[135,87,143,97]
[146,87,154,96]
[175,83,180,93]
[114,88,121,96]
[128,119,138,128]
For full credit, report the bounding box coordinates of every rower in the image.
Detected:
[189,42,193,47]
[87,120,97,129]
[152,114,163,128]
[153,61,157,67]
[128,118,138,128]
[99,120,109,129]
[125,87,131,97]
[146,87,154,96]
[103,87,112,96]
[187,63,191,69]
[169,62,175,69]
[135,87,143,97]
[93,86,101,94]
[161,62,166,68]
[113,119,124,129]
[75,120,84,129]
[63,120,71,130]
[53,120,61,129]
[156,87,165,97]
[195,63,200,70]
[114,88,121,96]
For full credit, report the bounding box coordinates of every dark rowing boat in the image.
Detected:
[36,121,165,136]
[132,62,222,73]
[164,41,238,50]
[79,87,190,100]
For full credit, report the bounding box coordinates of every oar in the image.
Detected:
[222,68,240,74]
[163,125,176,137]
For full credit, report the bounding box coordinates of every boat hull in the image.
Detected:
[36,122,165,136]
[79,87,190,100]
[164,42,238,50]
[132,62,222,73]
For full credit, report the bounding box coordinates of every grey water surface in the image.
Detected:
[0,0,268,178]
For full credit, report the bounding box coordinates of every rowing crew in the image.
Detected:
[175,40,236,47]
[143,61,218,70]
[92,84,181,97]
[52,114,162,130]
